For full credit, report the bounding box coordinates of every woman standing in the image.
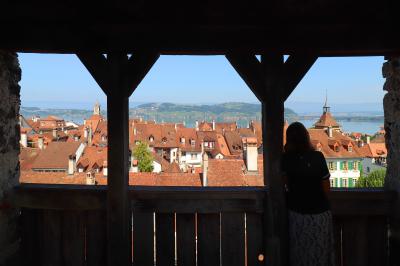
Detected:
[282,122,334,266]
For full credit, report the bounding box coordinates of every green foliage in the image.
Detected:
[356,169,386,188]
[133,142,154,172]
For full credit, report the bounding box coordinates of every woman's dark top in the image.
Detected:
[282,150,331,214]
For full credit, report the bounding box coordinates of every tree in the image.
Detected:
[132,142,154,172]
[356,169,386,188]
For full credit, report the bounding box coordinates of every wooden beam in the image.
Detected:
[225,54,264,102]
[76,53,110,95]
[76,51,158,266]
[124,53,160,96]
[260,54,288,266]
[283,54,318,101]
[106,52,131,266]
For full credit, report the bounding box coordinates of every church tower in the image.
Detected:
[93,101,101,115]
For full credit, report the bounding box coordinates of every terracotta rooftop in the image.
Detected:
[31,141,82,170]
[308,128,369,159]
[314,112,340,128]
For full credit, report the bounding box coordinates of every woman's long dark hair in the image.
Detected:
[284,122,314,153]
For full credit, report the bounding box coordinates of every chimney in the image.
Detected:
[358,140,364,148]
[243,137,258,172]
[103,160,108,177]
[212,120,216,131]
[366,135,371,144]
[68,155,76,175]
[195,120,199,131]
[84,127,88,138]
[38,136,44,150]
[327,126,333,138]
[20,131,28,148]
[52,128,57,139]
[86,171,96,185]
[202,152,208,186]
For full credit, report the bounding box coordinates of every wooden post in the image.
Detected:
[106,52,131,266]
[261,54,287,266]
[226,52,317,266]
[77,51,159,266]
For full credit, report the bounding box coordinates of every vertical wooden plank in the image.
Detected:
[132,212,154,266]
[86,210,107,266]
[342,216,368,266]
[332,216,343,266]
[367,216,388,266]
[41,209,62,266]
[106,52,131,266]
[156,213,175,266]
[62,210,85,266]
[221,212,245,266]
[176,213,196,266]
[246,213,264,266]
[20,208,40,266]
[261,54,288,266]
[197,213,220,266]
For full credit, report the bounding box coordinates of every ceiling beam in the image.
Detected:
[283,55,318,101]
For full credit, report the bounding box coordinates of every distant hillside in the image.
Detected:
[129,102,298,127]
[20,102,298,127]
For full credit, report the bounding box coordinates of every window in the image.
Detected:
[353,161,358,170]
[191,139,196,146]
[343,161,348,171]
[330,178,334,188]
[180,137,185,144]
[149,135,154,142]
[343,178,348,188]
[191,153,197,159]
[334,145,340,152]
[328,161,336,171]
[348,146,353,152]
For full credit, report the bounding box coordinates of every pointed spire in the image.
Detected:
[323,90,330,114]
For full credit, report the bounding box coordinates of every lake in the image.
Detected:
[298,120,383,135]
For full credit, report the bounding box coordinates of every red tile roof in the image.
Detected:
[308,129,368,158]
[314,112,340,128]
[77,146,107,171]
[31,142,81,170]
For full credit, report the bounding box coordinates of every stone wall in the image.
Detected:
[383,57,400,263]
[0,51,21,265]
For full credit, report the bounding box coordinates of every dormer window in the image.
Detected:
[149,135,154,142]
[334,145,340,152]
[180,137,185,144]
[162,137,167,144]
[190,139,195,146]
[348,146,353,152]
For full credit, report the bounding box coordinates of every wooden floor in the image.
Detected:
[15,185,395,266]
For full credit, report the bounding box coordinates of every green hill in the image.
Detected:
[129,102,298,127]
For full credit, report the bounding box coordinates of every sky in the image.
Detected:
[18,53,386,113]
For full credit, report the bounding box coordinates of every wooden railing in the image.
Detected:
[14,185,396,266]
